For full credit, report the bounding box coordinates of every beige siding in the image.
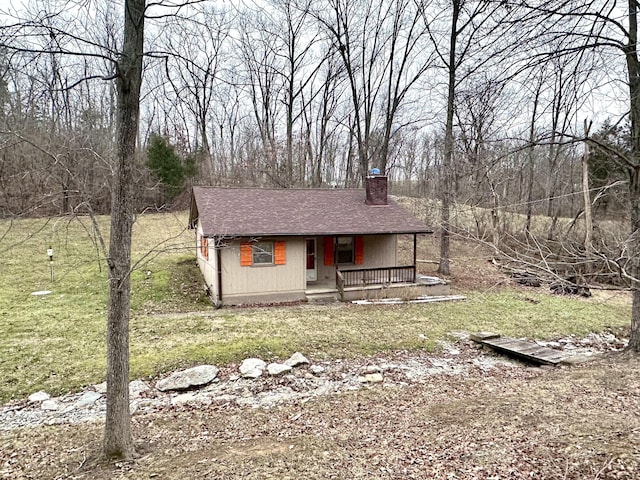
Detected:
[195,222,219,303]
[221,237,306,304]
[194,232,404,304]
[359,235,397,268]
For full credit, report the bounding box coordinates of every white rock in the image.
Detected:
[240,358,266,378]
[94,382,107,394]
[156,365,219,392]
[267,363,292,376]
[310,365,325,375]
[285,352,309,367]
[365,365,381,373]
[41,400,59,411]
[129,379,149,398]
[171,393,197,406]
[358,373,383,384]
[76,391,102,408]
[241,369,263,379]
[28,391,50,403]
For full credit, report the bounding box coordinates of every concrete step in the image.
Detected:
[306,291,339,303]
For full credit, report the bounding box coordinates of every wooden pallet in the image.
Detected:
[471,332,566,365]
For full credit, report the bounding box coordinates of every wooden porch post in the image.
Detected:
[216,238,223,307]
[413,234,417,282]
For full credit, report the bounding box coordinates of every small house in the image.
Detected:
[188,175,444,306]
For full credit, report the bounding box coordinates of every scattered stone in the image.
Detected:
[156,365,219,392]
[537,341,561,348]
[240,358,266,378]
[94,382,107,394]
[430,359,451,369]
[41,400,59,411]
[129,379,149,398]
[267,363,292,376]
[171,393,197,406]
[359,373,383,383]
[285,352,309,367]
[75,391,102,408]
[1,331,629,433]
[28,391,50,403]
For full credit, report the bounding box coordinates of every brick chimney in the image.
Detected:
[365,173,388,205]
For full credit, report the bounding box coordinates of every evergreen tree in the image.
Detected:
[146,133,186,202]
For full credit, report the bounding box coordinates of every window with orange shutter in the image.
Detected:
[200,235,209,260]
[240,241,286,266]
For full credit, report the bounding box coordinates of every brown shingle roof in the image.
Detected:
[190,186,432,237]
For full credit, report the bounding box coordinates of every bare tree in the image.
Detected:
[237,10,283,185]
[160,5,231,184]
[508,0,640,351]
[314,0,434,183]
[102,0,145,459]
[0,0,146,458]
[419,0,516,275]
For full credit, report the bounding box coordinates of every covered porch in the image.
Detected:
[305,265,449,302]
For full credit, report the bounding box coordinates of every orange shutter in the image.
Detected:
[274,241,286,265]
[202,237,209,261]
[355,236,364,265]
[240,242,253,266]
[324,237,334,265]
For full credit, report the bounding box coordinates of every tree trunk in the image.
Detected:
[103,0,144,459]
[582,120,593,258]
[438,0,460,277]
[525,79,541,233]
[626,0,640,352]
[628,172,640,352]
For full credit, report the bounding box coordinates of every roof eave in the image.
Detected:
[200,229,434,237]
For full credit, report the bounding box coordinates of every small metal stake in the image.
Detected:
[47,247,54,282]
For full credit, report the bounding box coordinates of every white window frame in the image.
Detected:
[252,241,274,265]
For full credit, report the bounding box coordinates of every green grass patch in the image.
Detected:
[0,213,632,403]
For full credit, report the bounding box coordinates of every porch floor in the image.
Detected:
[305,281,337,294]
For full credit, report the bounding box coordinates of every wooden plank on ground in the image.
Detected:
[469,332,501,342]
[471,333,566,365]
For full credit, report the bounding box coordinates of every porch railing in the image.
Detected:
[338,266,416,288]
